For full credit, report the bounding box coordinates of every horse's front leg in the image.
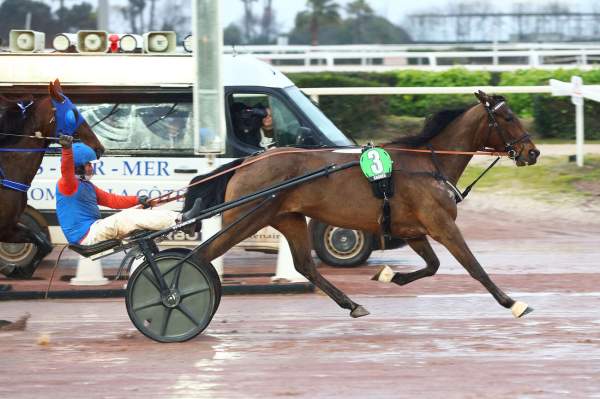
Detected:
[428,217,532,318]
[372,236,440,285]
[272,213,369,318]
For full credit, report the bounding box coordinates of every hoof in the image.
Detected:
[371,265,394,283]
[511,301,533,318]
[350,305,370,318]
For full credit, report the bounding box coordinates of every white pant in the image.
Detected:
[80,208,179,245]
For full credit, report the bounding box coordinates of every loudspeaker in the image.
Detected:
[183,34,193,53]
[9,30,45,53]
[119,34,143,53]
[143,31,176,54]
[52,33,77,52]
[76,30,109,53]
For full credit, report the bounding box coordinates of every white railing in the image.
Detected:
[227,43,600,53]
[226,43,600,72]
[302,85,552,100]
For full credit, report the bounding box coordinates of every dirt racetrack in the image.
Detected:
[1,189,600,398]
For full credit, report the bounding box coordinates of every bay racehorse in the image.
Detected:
[184,91,540,319]
[0,79,104,274]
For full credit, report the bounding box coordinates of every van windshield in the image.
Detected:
[79,102,193,152]
[284,86,352,146]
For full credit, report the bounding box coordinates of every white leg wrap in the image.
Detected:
[511,301,529,318]
[374,265,395,283]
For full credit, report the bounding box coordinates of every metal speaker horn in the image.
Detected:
[9,30,45,53]
[76,30,109,53]
[119,34,143,53]
[183,34,193,53]
[53,33,78,52]
[143,31,176,54]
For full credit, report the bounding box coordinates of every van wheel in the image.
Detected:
[0,213,50,279]
[311,221,373,268]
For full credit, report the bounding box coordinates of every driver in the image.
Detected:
[232,103,274,149]
[55,135,201,245]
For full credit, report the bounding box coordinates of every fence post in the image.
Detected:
[528,49,539,67]
[571,76,585,167]
[428,54,437,66]
[575,99,585,167]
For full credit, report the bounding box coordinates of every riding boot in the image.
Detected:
[180,198,204,235]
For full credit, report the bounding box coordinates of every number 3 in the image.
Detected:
[367,150,384,174]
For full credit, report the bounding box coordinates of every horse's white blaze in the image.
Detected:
[511,301,529,318]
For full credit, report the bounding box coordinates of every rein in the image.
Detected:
[149,143,510,207]
[0,131,65,142]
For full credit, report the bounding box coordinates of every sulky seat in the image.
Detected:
[68,239,122,257]
[67,230,154,258]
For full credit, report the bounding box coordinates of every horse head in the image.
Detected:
[474,90,540,166]
[47,79,105,158]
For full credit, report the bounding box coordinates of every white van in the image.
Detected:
[0,51,402,277]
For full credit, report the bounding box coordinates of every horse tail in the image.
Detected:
[182,158,245,213]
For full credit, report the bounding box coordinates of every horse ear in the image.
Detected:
[474,90,488,104]
[48,79,63,102]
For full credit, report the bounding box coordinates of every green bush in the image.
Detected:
[288,72,391,139]
[534,96,600,140]
[390,68,492,116]
[500,69,600,138]
[498,69,584,116]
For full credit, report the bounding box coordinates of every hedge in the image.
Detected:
[288,68,600,140]
[389,69,491,117]
[288,72,393,139]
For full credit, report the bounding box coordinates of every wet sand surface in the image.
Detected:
[1,197,600,398]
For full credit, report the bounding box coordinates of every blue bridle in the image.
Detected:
[0,93,87,193]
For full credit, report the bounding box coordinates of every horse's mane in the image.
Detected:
[388,105,473,148]
[0,95,36,146]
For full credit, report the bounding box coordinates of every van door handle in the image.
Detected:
[174,168,198,174]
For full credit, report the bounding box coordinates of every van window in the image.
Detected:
[284,86,350,146]
[229,93,302,149]
[79,102,194,152]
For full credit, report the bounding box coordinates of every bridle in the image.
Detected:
[483,100,531,160]
[0,94,86,193]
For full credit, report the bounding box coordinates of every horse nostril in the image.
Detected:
[529,149,540,161]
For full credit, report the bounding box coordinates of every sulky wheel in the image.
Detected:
[125,251,221,343]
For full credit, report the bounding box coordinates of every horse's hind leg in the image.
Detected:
[429,218,532,318]
[372,236,440,285]
[272,213,369,318]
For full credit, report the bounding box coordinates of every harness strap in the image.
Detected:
[426,145,501,203]
[0,164,30,193]
[0,180,30,192]
[460,156,500,199]
[380,195,392,248]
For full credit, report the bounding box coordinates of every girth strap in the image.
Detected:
[370,169,394,248]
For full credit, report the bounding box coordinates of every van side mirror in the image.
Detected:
[296,126,317,146]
